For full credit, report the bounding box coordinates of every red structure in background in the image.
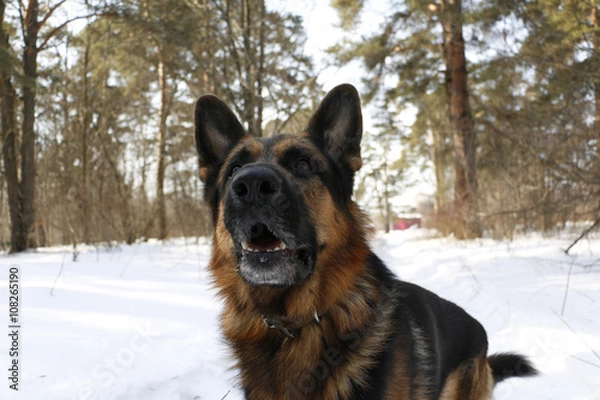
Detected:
[393,215,422,230]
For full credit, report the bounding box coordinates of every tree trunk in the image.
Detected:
[242,0,256,135]
[256,0,265,137]
[592,0,600,161]
[81,30,91,244]
[0,1,23,252]
[0,0,40,252]
[20,0,40,249]
[156,50,168,240]
[440,0,480,239]
[431,126,445,214]
[383,160,391,234]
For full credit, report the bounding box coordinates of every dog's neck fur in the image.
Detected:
[228,266,397,399]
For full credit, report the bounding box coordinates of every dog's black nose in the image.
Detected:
[231,166,281,205]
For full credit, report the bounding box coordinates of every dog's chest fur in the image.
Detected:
[223,271,408,400]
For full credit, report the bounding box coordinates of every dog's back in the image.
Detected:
[366,254,536,399]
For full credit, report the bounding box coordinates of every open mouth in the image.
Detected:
[236,222,313,287]
[241,223,289,253]
[240,223,312,263]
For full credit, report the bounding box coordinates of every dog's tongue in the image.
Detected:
[243,223,288,252]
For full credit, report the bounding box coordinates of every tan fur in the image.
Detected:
[383,349,411,400]
[439,355,494,400]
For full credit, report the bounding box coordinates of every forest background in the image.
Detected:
[0,0,599,253]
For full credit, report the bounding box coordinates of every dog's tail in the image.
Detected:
[488,352,538,384]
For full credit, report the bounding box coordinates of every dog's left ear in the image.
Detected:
[306,84,363,173]
[194,95,247,182]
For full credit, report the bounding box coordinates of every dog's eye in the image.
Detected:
[229,164,241,178]
[296,158,312,173]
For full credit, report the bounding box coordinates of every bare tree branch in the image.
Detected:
[37,0,67,30]
[38,13,98,51]
[564,211,600,255]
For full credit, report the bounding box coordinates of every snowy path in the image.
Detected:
[1,231,599,399]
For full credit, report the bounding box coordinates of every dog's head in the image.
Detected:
[194,84,363,290]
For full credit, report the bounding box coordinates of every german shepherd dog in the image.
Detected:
[194,84,537,399]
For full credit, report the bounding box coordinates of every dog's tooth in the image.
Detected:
[242,242,249,251]
[280,242,287,250]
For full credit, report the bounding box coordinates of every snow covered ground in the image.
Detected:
[0,229,599,400]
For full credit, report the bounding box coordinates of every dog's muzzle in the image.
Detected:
[226,165,315,288]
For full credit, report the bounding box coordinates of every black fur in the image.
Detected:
[488,352,539,383]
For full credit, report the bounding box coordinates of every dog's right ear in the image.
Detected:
[194,95,247,182]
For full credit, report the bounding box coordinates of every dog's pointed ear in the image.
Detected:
[306,84,363,173]
[194,95,247,181]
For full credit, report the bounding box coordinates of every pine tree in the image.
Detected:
[331,0,480,238]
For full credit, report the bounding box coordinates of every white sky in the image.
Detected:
[266,0,388,91]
